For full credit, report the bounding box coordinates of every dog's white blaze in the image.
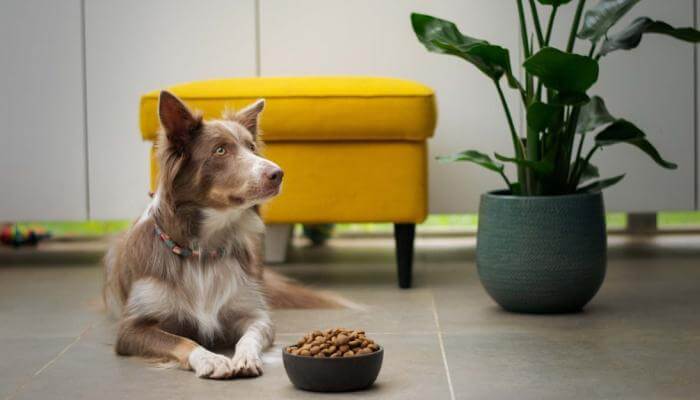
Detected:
[213,119,279,185]
[247,151,271,178]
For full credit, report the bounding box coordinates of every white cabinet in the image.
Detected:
[0,0,88,221]
[1,0,698,220]
[84,0,258,219]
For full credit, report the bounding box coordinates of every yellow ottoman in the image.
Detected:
[140,76,436,288]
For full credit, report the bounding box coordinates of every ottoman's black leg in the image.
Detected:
[394,223,415,289]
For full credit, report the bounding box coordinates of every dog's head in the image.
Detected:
[156,91,283,210]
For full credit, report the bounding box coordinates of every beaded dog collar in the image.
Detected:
[154,224,224,258]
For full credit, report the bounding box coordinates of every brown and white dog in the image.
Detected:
[103,91,340,379]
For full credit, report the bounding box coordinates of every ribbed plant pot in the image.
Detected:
[476,190,607,313]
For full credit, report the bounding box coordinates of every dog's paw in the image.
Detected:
[231,348,263,377]
[188,347,234,379]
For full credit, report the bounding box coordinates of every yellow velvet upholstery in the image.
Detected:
[140,76,436,142]
[149,141,428,223]
[141,76,435,224]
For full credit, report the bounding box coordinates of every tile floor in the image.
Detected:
[1,234,699,400]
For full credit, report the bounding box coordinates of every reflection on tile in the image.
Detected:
[0,337,75,400]
[430,257,700,335]
[443,330,700,400]
[16,330,450,400]
[272,286,437,335]
[0,266,102,339]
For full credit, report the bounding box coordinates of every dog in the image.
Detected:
[103,91,341,379]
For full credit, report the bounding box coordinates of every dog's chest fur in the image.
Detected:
[132,259,263,341]
[123,207,268,344]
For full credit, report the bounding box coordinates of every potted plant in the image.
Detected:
[411,0,700,313]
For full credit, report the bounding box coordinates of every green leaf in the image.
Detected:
[495,153,555,175]
[537,0,573,5]
[551,91,590,106]
[527,102,563,132]
[411,13,519,87]
[577,96,615,133]
[576,158,600,183]
[595,119,644,144]
[632,139,678,169]
[577,0,641,42]
[600,17,700,56]
[523,47,599,93]
[595,120,678,169]
[577,174,626,192]
[437,150,504,173]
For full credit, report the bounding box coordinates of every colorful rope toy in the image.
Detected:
[0,224,51,247]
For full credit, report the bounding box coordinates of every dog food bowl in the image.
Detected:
[282,346,383,392]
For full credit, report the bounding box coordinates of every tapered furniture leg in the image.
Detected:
[264,224,293,263]
[394,223,415,289]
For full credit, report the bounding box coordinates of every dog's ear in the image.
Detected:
[158,91,201,152]
[234,99,265,137]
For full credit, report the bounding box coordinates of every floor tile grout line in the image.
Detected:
[5,323,95,400]
[430,289,456,400]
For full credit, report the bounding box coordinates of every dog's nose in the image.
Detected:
[265,167,284,184]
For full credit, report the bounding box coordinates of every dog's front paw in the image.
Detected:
[231,348,263,377]
[188,347,234,379]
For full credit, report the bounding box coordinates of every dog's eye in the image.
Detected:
[214,146,226,155]
[248,143,256,152]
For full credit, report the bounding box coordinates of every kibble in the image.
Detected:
[286,328,379,358]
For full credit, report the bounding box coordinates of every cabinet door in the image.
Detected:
[697,0,700,211]
[85,0,258,219]
[0,0,88,221]
[259,0,522,213]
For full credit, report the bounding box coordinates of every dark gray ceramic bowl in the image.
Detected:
[282,347,383,392]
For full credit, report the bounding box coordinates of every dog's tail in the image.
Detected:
[262,269,355,309]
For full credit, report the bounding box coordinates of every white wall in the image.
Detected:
[0,0,698,220]
[0,0,88,221]
[546,1,696,212]
[259,0,521,213]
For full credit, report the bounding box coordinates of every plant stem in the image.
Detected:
[572,145,600,189]
[566,0,587,53]
[569,130,586,186]
[495,80,528,190]
[526,126,541,194]
[544,6,558,46]
[528,0,545,48]
[517,0,534,107]
[499,170,514,190]
[588,41,597,58]
[516,0,531,59]
[556,105,581,190]
[495,80,525,158]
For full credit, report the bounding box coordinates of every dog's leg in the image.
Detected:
[231,313,274,377]
[116,320,235,379]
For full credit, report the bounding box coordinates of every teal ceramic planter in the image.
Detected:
[476,191,606,313]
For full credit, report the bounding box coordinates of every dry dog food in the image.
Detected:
[286,328,380,358]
